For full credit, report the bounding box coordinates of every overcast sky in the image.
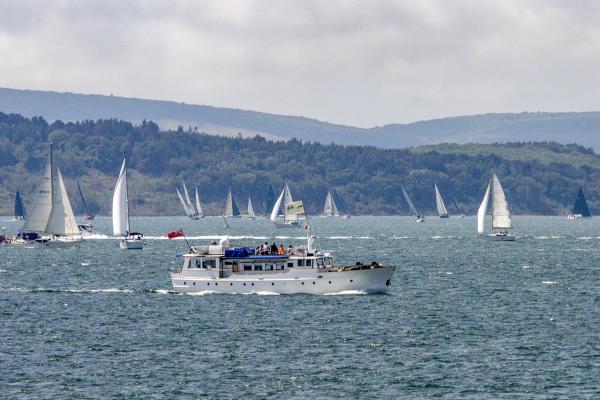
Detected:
[1,0,599,127]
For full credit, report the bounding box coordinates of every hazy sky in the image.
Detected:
[1,0,599,127]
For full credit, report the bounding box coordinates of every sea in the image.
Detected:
[1,216,599,399]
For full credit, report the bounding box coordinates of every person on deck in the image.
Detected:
[278,244,285,255]
[270,242,278,255]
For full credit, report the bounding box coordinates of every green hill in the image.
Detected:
[0,112,598,216]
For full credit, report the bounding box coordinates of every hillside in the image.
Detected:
[3,87,600,149]
[0,113,598,217]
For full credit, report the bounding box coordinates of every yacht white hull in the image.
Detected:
[273,221,301,229]
[12,236,82,248]
[171,265,395,295]
[120,239,144,250]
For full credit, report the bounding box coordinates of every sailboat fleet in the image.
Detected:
[176,181,203,220]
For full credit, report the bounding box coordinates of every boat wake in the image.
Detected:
[323,289,369,296]
[3,287,133,294]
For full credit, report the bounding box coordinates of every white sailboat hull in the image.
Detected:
[484,233,515,241]
[120,239,144,250]
[171,265,395,295]
[273,221,301,229]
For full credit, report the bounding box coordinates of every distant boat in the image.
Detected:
[176,181,200,220]
[247,197,256,220]
[401,184,424,222]
[77,181,95,221]
[477,172,515,241]
[195,187,204,218]
[113,158,144,249]
[568,187,591,219]
[434,184,449,218]
[13,191,27,220]
[270,184,305,228]
[451,198,466,218]
[322,189,350,218]
[12,143,81,247]
[224,189,241,218]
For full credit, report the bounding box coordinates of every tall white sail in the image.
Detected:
[270,189,285,221]
[112,159,129,237]
[323,191,340,216]
[401,185,422,218]
[247,197,255,219]
[491,173,512,229]
[21,150,53,232]
[45,169,80,235]
[182,181,196,215]
[195,188,203,217]
[176,187,192,217]
[434,184,449,218]
[477,181,491,234]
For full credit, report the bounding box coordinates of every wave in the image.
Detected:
[0,269,6,272]
[543,280,558,285]
[2,287,133,294]
[576,237,594,240]
[323,289,368,296]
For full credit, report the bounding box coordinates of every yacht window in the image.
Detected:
[298,259,305,267]
[287,262,294,268]
[243,265,252,271]
[316,258,324,266]
[254,265,263,271]
[184,259,191,269]
[204,259,216,269]
[326,257,333,265]
[276,264,284,270]
[306,259,312,267]
[264,264,273,271]
[195,259,202,268]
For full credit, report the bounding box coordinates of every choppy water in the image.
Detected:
[1,216,600,398]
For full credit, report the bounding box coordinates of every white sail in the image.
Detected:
[270,189,285,221]
[195,188,203,217]
[435,184,449,217]
[21,150,53,232]
[176,187,192,217]
[45,169,80,235]
[323,191,340,216]
[401,185,421,218]
[182,181,196,216]
[477,181,491,234]
[247,197,255,218]
[491,173,512,229]
[112,159,129,237]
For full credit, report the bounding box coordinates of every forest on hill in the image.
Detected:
[0,112,598,216]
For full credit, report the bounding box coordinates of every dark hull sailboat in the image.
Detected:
[77,181,95,221]
[569,187,591,219]
[14,191,27,220]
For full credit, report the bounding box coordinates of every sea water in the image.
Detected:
[1,216,599,398]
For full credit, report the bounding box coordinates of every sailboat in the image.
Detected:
[113,158,144,249]
[332,188,350,218]
[77,181,94,221]
[224,189,241,218]
[434,184,449,218]
[451,198,466,218]
[13,191,27,220]
[477,172,515,241]
[13,144,82,247]
[567,187,591,219]
[322,190,340,217]
[195,187,204,218]
[247,197,256,220]
[401,184,424,222]
[270,184,305,228]
[176,181,200,220]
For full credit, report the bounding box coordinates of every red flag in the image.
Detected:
[168,229,184,239]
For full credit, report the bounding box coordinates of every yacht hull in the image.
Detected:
[11,237,81,248]
[120,239,144,250]
[485,233,515,241]
[171,265,395,295]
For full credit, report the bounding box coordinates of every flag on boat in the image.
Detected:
[168,229,184,239]
[285,200,305,215]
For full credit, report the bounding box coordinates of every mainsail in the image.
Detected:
[225,189,241,217]
[247,197,256,219]
[112,159,130,237]
[195,188,204,217]
[14,191,27,219]
[401,185,422,219]
[182,181,196,216]
[21,149,53,232]
[491,173,512,230]
[270,189,285,222]
[434,184,449,218]
[331,188,350,217]
[477,181,491,234]
[572,187,591,217]
[176,187,192,217]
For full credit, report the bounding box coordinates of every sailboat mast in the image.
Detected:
[49,143,54,206]
[125,157,131,234]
